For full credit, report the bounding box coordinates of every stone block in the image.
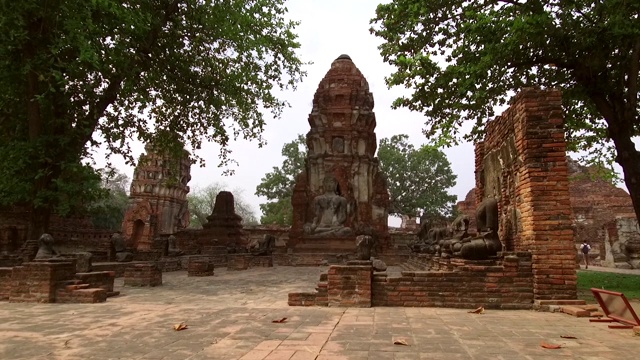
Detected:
[123,264,162,287]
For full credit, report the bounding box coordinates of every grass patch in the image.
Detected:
[577,271,640,303]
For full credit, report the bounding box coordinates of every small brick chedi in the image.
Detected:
[289,54,390,254]
[121,144,191,251]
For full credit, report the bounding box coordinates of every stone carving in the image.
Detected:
[355,235,374,260]
[111,232,133,262]
[34,233,60,259]
[247,234,276,256]
[455,198,502,260]
[413,216,451,255]
[167,235,182,256]
[372,258,387,272]
[303,175,353,238]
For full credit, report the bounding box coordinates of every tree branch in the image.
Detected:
[74,0,183,152]
[627,39,640,115]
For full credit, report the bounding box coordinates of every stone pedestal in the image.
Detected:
[123,264,162,287]
[227,254,250,271]
[327,261,372,308]
[9,261,76,303]
[188,257,214,277]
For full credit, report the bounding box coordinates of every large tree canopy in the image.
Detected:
[0,0,305,236]
[371,1,640,220]
[378,134,457,219]
[255,134,306,225]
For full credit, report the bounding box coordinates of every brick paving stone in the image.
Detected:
[0,266,638,360]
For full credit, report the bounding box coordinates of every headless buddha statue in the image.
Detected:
[303,175,353,237]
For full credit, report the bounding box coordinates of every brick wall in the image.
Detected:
[9,261,76,303]
[123,264,162,287]
[476,88,576,300]
[289,253,533,309]
[327,261,372,307]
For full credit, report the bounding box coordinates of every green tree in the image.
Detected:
[255,134,306,225]
[87,169,130,231]
[0,0,306,238]
[378,134,457,220]
[370,1,640,220]
[188,183,258,228]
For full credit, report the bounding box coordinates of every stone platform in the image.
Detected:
[0,267,638,359]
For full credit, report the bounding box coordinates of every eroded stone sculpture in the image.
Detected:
[355,235,374,260]
[167,235,183,256]
[111,232,133,262]
[457,198,502,260]
[248,234,276,256]
[303,175,353,238]
[34,233,60,259]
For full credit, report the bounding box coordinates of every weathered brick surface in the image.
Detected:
[290,253,533,309]
[75,271,115,293]
[289,55,390,252]
[373,253,533,309]
[123,264,162,287]
[327,264,372,308]
[187,257,214,277]
[121,145,191,250]
[9,261,76,303]
[475,88,576,300]
[0,267,12,300]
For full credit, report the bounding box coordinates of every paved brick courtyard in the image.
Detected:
[0,266,638,360]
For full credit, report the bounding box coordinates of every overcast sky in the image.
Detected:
[100,0,622,225]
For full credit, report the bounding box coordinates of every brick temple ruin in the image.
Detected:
[289,88,581,309]
[288,54,391,260]
[1,54,637,306]
[121,143,192,251]
[457,159,640,270]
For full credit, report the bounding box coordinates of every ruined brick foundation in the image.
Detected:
[289,253,533,309]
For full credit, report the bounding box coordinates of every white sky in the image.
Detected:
[98,0,627,225]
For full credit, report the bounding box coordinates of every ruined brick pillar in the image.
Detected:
[476,88,576,300]
[121,144,191,250]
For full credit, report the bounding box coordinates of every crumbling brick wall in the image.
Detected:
[475,88,576,300]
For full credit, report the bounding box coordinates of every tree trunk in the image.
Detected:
[28,204,51,240]
[611,136,640,223]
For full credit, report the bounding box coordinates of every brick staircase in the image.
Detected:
[55,272,119,304]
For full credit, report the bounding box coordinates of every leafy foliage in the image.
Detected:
[87,169,131,231]
[0,0,306,235]
[188,183,258,228]
[255,134,306,225]
[370,0,639,176]
[378,134,457,219]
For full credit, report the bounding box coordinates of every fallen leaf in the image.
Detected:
[468,307,484,314]
[393,338,409,346]
[560,335,577,339]
[540,341,561,349]
[272,317,288,323]
[64,339,71,348]
[173,322,188,331]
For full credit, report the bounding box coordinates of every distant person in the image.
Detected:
[580,241,592,269]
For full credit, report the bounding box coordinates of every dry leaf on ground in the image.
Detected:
[540,341,561,349]
[272,317,288,323]
[468,307,484,314]
[393,338,409,346]
[560,335,577,339]
[173,322,188,331]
